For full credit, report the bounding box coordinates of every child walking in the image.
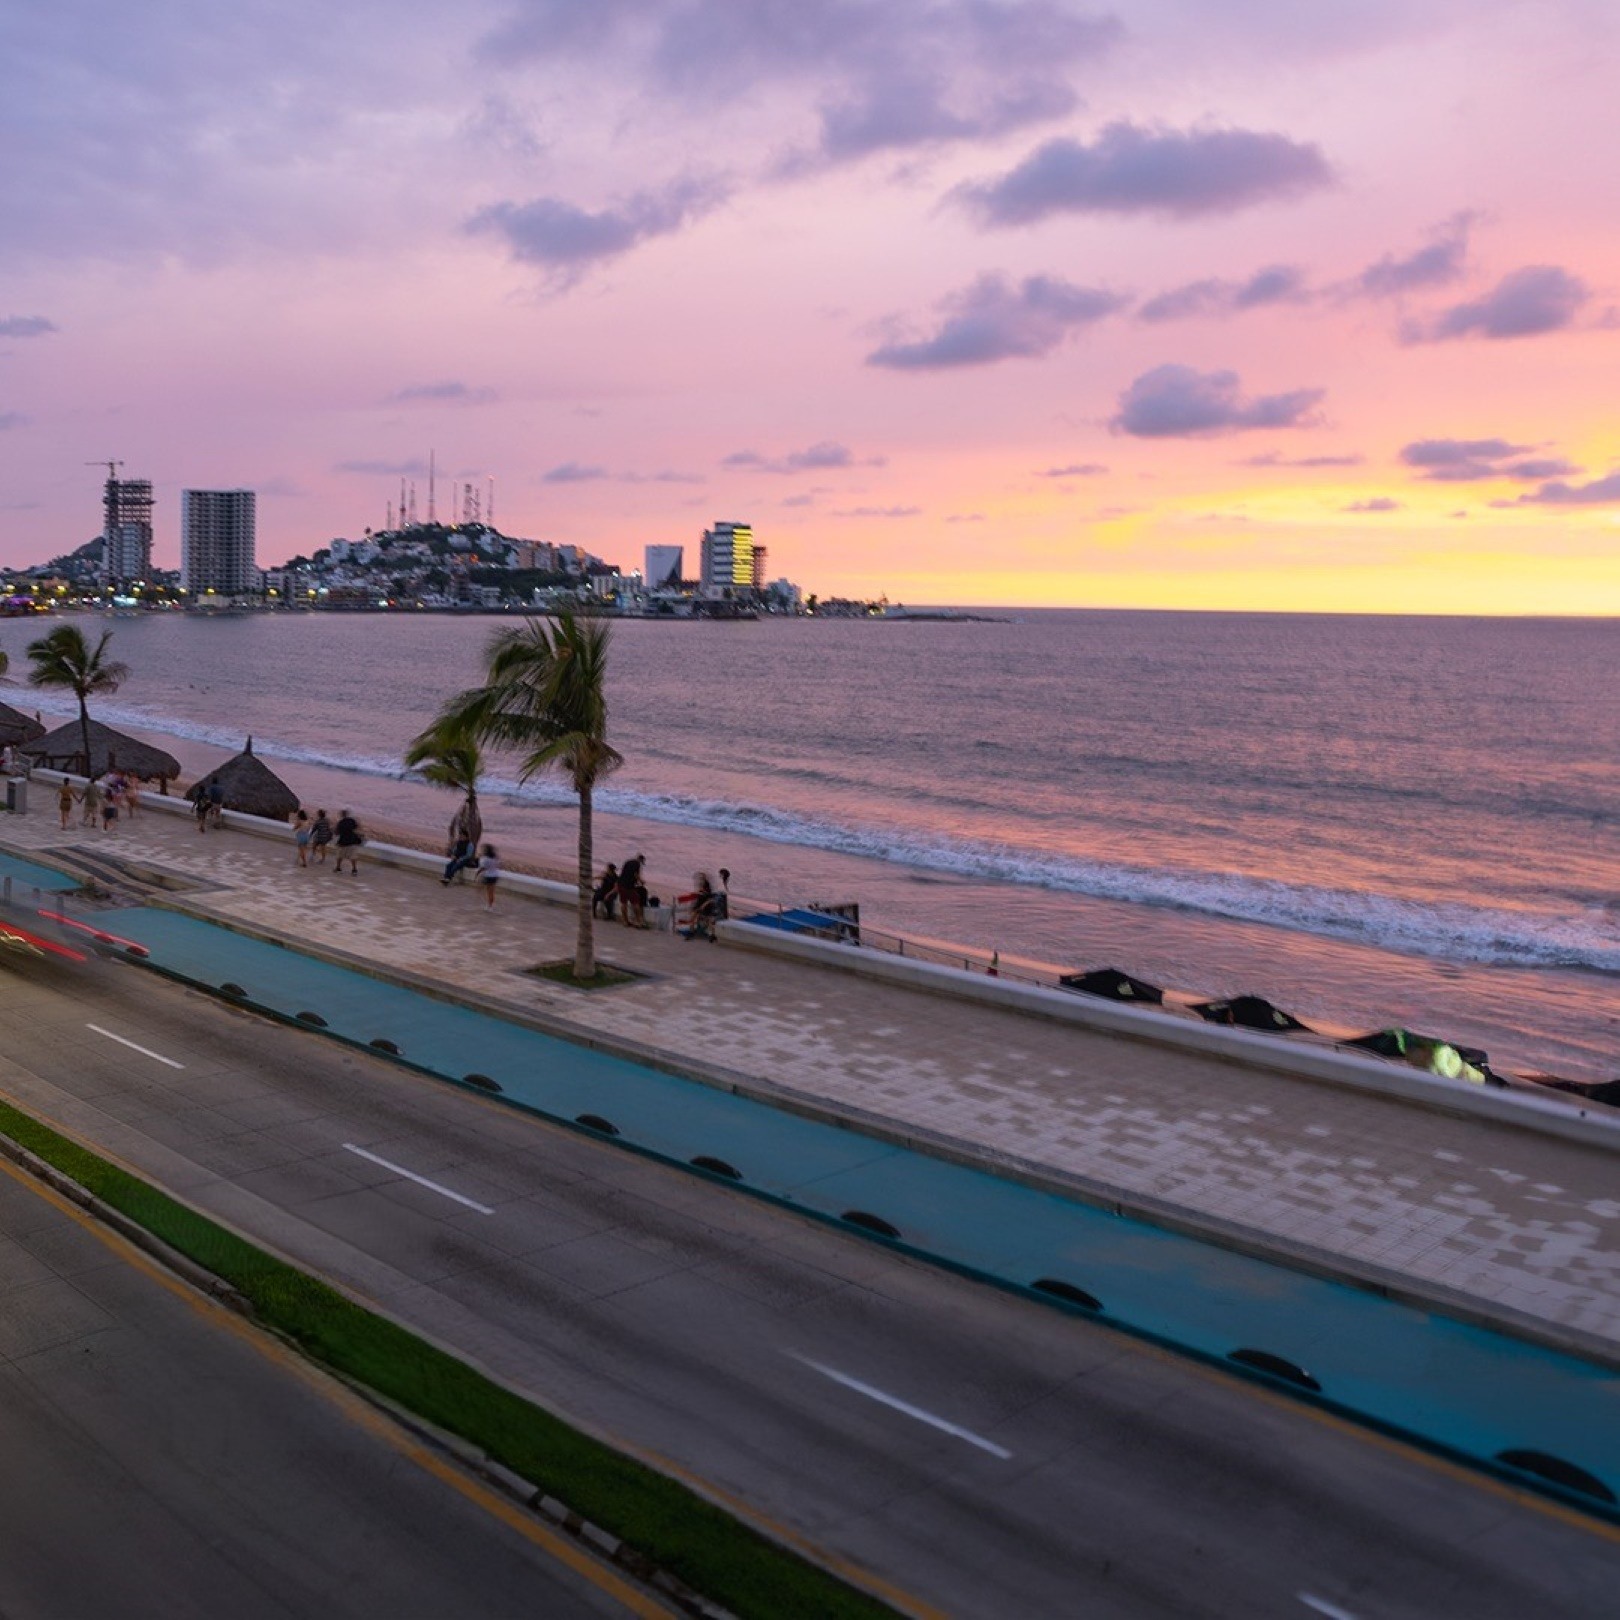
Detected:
[478,844,501,908]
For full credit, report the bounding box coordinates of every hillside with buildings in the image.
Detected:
[3,471,812,615]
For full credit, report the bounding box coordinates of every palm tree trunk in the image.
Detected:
[574,781,595,980]
[77,694,91,778]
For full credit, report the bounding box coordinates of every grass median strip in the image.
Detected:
[0,1098,900,1620]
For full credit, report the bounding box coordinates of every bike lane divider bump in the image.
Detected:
[1298,1596,1361,1620]
[341,1144,496,1215]
[85,1023,186,1070]
[788,1352,1013,1460]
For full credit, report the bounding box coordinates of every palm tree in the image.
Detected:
[403,713,484,854]
[26,625,130,776]
[432,612,621,979]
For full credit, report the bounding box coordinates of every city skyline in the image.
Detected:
[3,1,1618,611]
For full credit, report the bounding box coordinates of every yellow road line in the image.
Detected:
[0,1152,677,1618]
[638,1450,951,1620]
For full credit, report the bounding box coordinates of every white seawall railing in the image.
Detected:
[717,915,1620,1154]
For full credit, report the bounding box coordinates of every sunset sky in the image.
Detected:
[3,0,1617,610]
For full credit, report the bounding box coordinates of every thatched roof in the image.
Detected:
[189,737,299,821]
[0,700,46,747]
[20,718,182,782]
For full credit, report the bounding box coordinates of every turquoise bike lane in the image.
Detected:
[20,890,1620,1520]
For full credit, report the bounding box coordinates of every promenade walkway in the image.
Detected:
[4,792,1619,1359]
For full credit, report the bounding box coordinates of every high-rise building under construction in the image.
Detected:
[102,477,154,588]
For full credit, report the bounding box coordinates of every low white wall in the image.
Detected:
[720,916,1620,1153]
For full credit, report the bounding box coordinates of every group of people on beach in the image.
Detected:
[57,770,141,832]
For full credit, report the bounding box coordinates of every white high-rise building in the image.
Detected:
[699,521,763,598]
[644,544,683,589]
[182,489,257,596]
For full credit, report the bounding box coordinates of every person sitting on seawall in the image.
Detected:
[592,862,620,920]
[441,799,482,885]
[682,872,720,942]
[442,832,476,885]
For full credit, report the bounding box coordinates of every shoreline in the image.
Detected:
[5,637,1612,1087]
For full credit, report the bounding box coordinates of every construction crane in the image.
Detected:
[86,459,124,481]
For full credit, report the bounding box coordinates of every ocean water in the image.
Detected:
[3,609,1616,1081]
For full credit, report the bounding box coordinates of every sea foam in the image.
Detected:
[26,688,1618,977]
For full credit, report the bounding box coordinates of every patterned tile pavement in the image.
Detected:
[5,792,1620,1354]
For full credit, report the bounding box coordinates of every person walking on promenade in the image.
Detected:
[56,778,75,830]
[80,777,101,828]
[192,785,210,833]
[310,809,333,864]
[292,808,311,867]
[206,777,225,829]
[477,844,501,908]
[592,862,619,920]
[123,774,140,816]
[333,809,363,875]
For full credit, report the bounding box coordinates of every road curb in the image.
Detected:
[0,1128,254,1315]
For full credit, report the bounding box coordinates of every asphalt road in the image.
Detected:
[2,947,1618,1619]
[0,1135,668,1617]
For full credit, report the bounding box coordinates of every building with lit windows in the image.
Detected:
[699,522,764,599]
[181,489,257,596]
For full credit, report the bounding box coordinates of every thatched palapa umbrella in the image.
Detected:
[21,719,181,789]
[0,700,46,749]
[189,737,299,821]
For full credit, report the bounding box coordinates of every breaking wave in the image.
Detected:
[29,690,1619,976]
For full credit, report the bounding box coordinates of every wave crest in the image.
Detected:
[30,689,1616,974]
